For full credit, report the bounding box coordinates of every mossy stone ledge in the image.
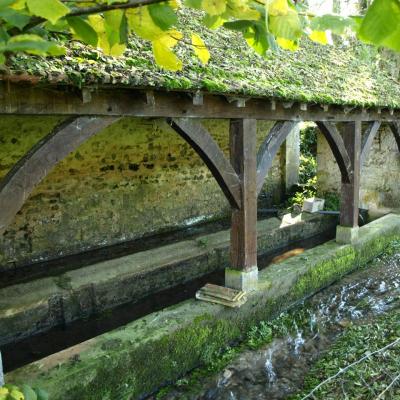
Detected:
[6,213,400,400]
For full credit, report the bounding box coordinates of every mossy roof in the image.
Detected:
[2,10,400,108]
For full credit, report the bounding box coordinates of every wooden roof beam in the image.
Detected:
[0,84,399,122]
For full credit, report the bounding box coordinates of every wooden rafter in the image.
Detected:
[360,121,381,168]
[316,121,352,183]
[0,116,119,235]
[389,121,400,152]
[256,121,297,195]
[1,84,399,122]
[168,118,242,209]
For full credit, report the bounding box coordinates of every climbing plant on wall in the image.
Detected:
[0,0,399,71]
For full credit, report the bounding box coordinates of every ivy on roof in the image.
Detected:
[2,10,400,108]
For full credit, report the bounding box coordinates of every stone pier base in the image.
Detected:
[225,267,258,292]
[336,225,359,244]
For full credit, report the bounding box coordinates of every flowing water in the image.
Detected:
[156,251,400,400]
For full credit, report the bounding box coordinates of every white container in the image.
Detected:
[302,197,325,213]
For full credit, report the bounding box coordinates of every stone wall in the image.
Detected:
[317,124,400,211]
[0,117,281,270]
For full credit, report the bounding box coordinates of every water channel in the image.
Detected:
[151,245,400,399]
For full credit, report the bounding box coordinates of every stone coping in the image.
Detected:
[5,214,400,400]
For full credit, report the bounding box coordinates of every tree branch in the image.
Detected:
[13,0,165,34]
[68,0,166,16]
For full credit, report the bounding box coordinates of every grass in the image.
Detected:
[291,310,400,400]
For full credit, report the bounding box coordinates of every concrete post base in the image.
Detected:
[225,267,258,292]
[336,225,359,245]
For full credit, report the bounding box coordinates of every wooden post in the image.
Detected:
[225,119,258,291]
[337,121,361,244]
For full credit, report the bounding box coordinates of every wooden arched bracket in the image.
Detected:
[316,121,352,183]
[167,118,242,210]
[317,121,362,229]
[360,121,381,168]
[0,116,120,235]
[256,121,297,196]
[389,121,400,153]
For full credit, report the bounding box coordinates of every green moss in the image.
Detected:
[7,219,400,400]
[70,236,400,400]
[3,10,400,108]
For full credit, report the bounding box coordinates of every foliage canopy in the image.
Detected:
[0,0,399,71]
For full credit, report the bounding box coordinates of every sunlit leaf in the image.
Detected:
[191,33,210,64]
[152,30,183,71]
[26,0,69,24]
[244,24,269,56]
[276,37,298,50]
[203,0,226,16]
[8,0,25,10]
[203,13,224,29]
[88,14,126,56]
[308,30,329,45]
[104,9,127,47]
[126,5,165,40]
[267,0,288,16]
[269,8,302,40]
[226,0,260,20]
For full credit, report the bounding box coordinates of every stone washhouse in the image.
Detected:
[0,9,400,400]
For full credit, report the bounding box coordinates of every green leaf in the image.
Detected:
[0,0,16,11]
[104,9,127,47]
[223,19,254,31]
[358,0,400,51]
[269,8,302,40]
[5,33,65,55]
[33,388,49,400]
[26,0,69,24]
[203,0,226,16]
[243,23,269,56]
[0,25,9,41]
[184,0,202,8]
[0,8,31,29]
[202,14,224,29]
[67,16,98,47]
[148,2,177,30]
[310,14,357,35]
[21,385,37,400]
